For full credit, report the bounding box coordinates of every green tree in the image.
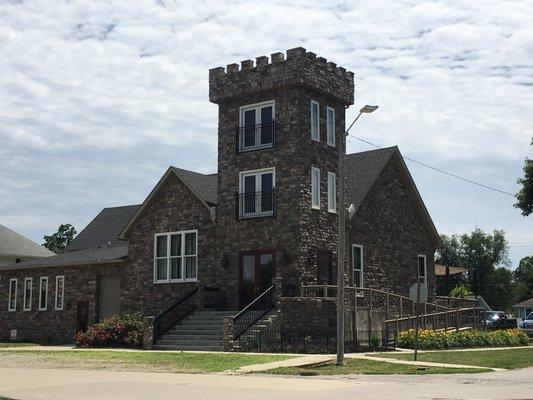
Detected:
[435,235,466,295]
[514,138,533,216]
[43,224,76,254]
[485,267,517,311]
[513,256,533,301]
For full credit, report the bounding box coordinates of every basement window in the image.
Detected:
[154,231,198,283]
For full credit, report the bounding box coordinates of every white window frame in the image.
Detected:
[311,167,321,209]
[39,276,48,311]
[418,254,427,285]
[326,106,335,147]
[327,171,337,212]
[8,278,17,312]
[311,100,320,141]
[55,275,65,311]
[153,230,198,284]
[238,100,276,151]
[23,277,32,311]
[352,245,364,289]
[238,167,276,218]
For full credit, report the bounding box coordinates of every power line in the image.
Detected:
[349,134,516,197]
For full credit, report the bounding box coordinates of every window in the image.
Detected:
[418,254,427,284]
[311,100,319,141]
[39,277,48,311]
[311,167,320,209]
[326,106,335,146]
[238,168,275,218]
[8,278,17,312]
[352,245,363,288]
[239,101,275,152]
[55,275,65,310]
[154,231,198,283]
[23,277,32,311]
[317,250,333,284]
[327,171,336,212]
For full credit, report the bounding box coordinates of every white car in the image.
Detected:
[519,312,533,336]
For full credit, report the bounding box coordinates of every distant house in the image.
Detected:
[0,224,54,266]
[513,298,533,319]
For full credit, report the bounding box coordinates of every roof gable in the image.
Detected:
[0,224,55,258]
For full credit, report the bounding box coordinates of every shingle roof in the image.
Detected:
[0,224,55,258]
[0,245,128,270]
[513,298,533,308]
[346,146,397,211]
[171,167,218,206]
[66,205,140,252]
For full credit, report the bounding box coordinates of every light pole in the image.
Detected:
[337,104,378,365]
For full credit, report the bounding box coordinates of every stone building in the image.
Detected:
[0,48,441,348]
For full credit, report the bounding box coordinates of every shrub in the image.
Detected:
[397,328,528,350]
[450,283,472,299]
[75,312,144,349]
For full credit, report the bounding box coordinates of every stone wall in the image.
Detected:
[124,172,217,316]
[0,263,122,343]
[348,155,437,298]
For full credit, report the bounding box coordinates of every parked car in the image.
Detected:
[519,312,533,336]
[484,311,518,330]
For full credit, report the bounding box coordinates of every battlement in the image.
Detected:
[209,47,354,105]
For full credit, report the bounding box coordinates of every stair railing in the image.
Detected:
[153,287,199,340]
[232,285,275,340]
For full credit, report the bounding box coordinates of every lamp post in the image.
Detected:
[337,104,378,365]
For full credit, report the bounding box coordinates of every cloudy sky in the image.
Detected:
[0,0,531,268]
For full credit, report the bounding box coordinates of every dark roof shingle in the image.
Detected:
[0,224,55,258]
[171,167,218,206]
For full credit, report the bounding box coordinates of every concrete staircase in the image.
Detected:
[233,309,281,351]
[154,310,237,351]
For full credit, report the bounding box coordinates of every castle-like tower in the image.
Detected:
[209,47,354,308]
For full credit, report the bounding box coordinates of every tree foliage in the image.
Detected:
[514,138,533,216]
[513,256,533,301]
[43,224,77,254]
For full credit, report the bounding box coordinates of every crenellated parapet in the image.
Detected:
[209,47,355,105]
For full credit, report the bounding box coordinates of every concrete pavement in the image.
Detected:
[0,367,532,400]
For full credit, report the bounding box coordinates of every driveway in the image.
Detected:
[0,367,532,400]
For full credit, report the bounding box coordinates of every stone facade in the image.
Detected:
[0,263,122,343]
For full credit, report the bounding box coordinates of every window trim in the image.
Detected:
[239,100,276,127]
[327,171,337,213]
[8,278,17,312]
[311,100,320,141]
[23,277,32,311]
[153,230,199,284]
[311,167,321,209]
[326,106,335,147]
[55,275,65,311]
[352,244,364,289]
[238,167,276,194]
[39,276,48,311]
[417,254,427,285]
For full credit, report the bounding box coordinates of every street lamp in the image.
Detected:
[336,104,378,365]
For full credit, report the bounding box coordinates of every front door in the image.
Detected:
[239,250,275,308]
[98,275,121,321]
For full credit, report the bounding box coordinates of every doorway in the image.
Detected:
[239,250,275,309]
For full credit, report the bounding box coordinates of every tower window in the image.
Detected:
[238,101,275,152]
[311,100,319,141]
[327,171,336,212]
[311,167,320,209]
[326,106,335,147]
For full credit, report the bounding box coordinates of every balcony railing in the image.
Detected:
[236,120,276,153]
[236,189,276,220]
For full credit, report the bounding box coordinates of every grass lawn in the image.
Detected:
[267,358,490,376]
[376,348,533,370]
[0,342,39,348]
[0,349,292,373]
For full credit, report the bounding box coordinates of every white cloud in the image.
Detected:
[0,0,531,267]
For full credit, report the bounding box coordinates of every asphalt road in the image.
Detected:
[0,367,532,400]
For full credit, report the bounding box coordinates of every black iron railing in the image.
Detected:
[236,189,276,220]
[233,285,275,340]
[153,287,198,340]
[236,120,276,153]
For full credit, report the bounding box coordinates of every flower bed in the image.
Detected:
[75,312,144,349]
[397,328,528,350]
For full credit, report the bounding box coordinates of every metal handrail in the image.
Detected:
[236,189,276,220]
[236,120,276,153]
[153,287,198,339]
[233,285,275,340]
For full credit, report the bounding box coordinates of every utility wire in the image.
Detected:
[349,134,515,197]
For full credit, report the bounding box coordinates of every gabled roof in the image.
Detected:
[119,166,217,239]
[66,205,140,252]
[513,298,533,308]
[346,146,441,247]
[0,224,55,258]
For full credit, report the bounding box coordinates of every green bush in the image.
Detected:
[75,312,144,349]
[397,329,528,350]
